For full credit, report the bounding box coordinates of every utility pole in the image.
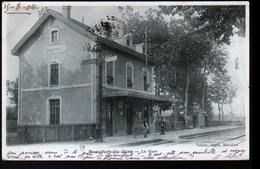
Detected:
[96,46,104,142]
[145,28,148,66]
[82,43,117,142]
[82,44,103,142]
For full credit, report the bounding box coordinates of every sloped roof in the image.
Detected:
[11,9,160,65]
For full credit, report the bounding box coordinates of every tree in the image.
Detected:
[159,5,246,45]
[156,17,213,127]
[86,15,117,38]
[117,6,171,50]
[226,84,237,122]
[117,6,231,127]
[208,69,231,121]
[6,77,18,109]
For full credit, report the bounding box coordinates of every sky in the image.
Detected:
[3,2,249,119]
[4,3,158,82]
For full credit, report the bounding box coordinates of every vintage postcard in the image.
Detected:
[2,1,249,161]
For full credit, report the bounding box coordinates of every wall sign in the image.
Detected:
[44,45,67,54]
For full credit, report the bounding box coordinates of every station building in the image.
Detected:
[11,6,177,137]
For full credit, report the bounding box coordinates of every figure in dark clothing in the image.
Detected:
[144,118,149,138]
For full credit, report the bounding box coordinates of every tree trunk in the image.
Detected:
[218,102,221,122]
[221,101,224,121]
[184,64,190,128]
[229,104,233,124]
[156,68,161,96]
[202,63,206,110]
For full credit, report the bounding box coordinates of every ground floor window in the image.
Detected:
[50,99,60,124]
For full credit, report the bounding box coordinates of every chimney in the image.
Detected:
[38,7,48,18]
[62,6,71,19]
[118,25,125,37]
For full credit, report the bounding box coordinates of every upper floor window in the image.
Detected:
[49,61,60,86]
[126,39,130,46]
[142,46,146,54]
[142,68,149,91]
[106,61,114,86]
[125,34,132,47]
[126,62,134,89]
[50,28,59,44]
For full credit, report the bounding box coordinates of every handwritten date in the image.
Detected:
[3,3,38,14]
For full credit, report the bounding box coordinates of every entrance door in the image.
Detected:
[193,115,198,128]
[127,101,133,135]
[144,102,149,133]
[106,101,113,136]
[144,102,149,125]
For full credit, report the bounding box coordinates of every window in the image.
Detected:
[143,71,148,91]
[142,68,149,91]
[106,61,114,86]
[126,62,134,89]
[118,100,124,123]
[50,62,59,86]
[50,99,60,125]
[142,46,146,54]
[51,30,58,43]
[126,39,130,46]
[127,67,132,88]
[50,28,59,44]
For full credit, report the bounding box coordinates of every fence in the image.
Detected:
[13,123,96,144]
[207,121,233,127]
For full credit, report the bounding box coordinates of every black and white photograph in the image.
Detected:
[2,2,249,160]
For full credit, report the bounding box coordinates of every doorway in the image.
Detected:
[144,102,149,133]
[144,102,149,124]
[106,101,113,136]
[193,115,198,128]
[126,101,133,135]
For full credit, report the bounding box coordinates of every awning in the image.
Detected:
[103,90,178,103]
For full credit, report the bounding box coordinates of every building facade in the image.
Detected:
[12,6,177,137]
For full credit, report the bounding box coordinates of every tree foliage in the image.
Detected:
[159,5,246,45]
[84,5,241,125]
[6,77,18,108]
[115,5,241,125]
[208,69,231,121]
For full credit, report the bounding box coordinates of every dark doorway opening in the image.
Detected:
[144,102,149,125]
[127,100,133,135]
[106,100,113,136]
[193,115,198,128]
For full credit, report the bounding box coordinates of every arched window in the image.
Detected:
[49,60,60,87]
[125,34,132,47]
[105,61,115,86]
[142,68,149,91]
[49,99,60,124]
[47,95,62,125]
[126,39,130,46]
[126,62,134,89]
[142,46,146,54]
